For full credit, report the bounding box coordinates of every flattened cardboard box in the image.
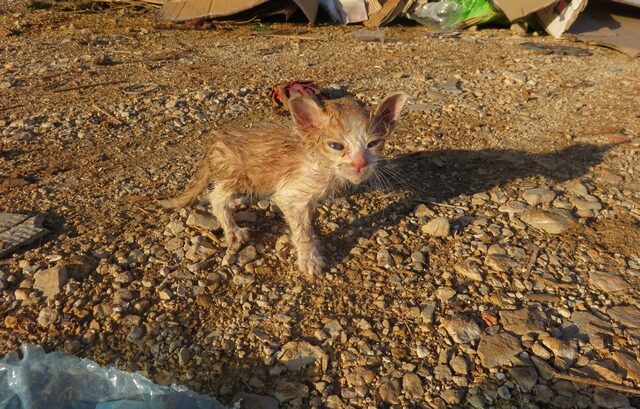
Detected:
[492,0,556,21]
[159,0,319,22]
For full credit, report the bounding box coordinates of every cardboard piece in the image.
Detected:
[536,0,589,38]
[568,0,640,57]
[492,0,556,21]
[364,0,411,27]
[158,0,319,23]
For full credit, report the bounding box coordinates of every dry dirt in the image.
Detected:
[1,2,640,408]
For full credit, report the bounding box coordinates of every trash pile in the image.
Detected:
[0,345,231,409]
[129,0,640,56]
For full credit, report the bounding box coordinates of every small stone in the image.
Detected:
[414,203,434,218]
[434,364,452,381]
[569,196,602,211]
[128,326,144,341]
[115,271,133,284]
[522,188,556,205]
[484,254,518,272]
[435,287,456,302]
[509,366,538,392]
[607,305,640,329]
[277,341,328,372]
[564,180,589,196]
[232,392,279,409]
[234,211,257,223]
[520,209,576,234]
[500,307,548,335]
[37,308,58,327]
[233,274,256,286]
[591,360,624,384]
[450,355,469,375]
[402,373,424,398]
[378,379,401,404]
[272,380,309,403]
[531,356,555,380]
[420,301,437,323]
[593,387,629,408]
[541,337,576,367]
[186,212,221,231]
[442,317,481,344]
[422,217,450,237]
[33,266,68,299]
[178,347,192,365]
[92,52,112,66]
[477,333,523,368]
[611,351,640,382]
[377,250,395,268]
[237,246,258,266]
[158,288,173,300]
[441,389,462,405]
[533,384,554,402]
[498,201,527,213]
[569,311,611,340]
[589,271,628,293]
[454,260,483,281]
[196,294,213,307]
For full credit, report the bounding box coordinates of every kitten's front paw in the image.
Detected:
[225,228,250,250]
[298,255,324,276]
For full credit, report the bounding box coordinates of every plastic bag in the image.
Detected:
[0,345,233,409]
[406,0,502,30]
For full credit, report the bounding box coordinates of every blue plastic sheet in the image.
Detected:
[0,345,232,409]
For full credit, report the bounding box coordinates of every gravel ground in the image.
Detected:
[2,2,640,408]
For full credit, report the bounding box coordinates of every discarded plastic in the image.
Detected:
[353,29,385,42]
[0,345,232,409]
[407,1,462,30]
[407,0,501,30]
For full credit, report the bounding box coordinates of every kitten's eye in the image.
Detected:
[367,139,383,148]
[328,142,344,151]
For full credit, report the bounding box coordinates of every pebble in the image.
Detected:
[402,372,424,398]
[442,317,481,344]
[498,201,527,213]
[588,271,629,293]
[522,188,556,205]
[477,333,523,368]
[33,266,68,299]
[421,217,450,237]
[37,308,58,327]
[499,307,547,335]
[237,245,258,266]
[453,260,483,281]
[520,209,576,234]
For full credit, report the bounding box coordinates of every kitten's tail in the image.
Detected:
[158,163,210,209]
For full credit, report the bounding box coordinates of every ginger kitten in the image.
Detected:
[160,91,408,274]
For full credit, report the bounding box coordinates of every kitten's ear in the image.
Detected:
[288,94,328,132]
[370,92,409,136]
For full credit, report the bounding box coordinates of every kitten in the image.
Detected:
[160,91,408,275]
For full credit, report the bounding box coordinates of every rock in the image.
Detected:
[277,341,328,372]
[234,210,257,223]
[237,245,258,266]
[420,301,437,323]
[158,288,173,300]
[422,217,450,237]
[378,379,401,404]
[0,213,49,257]
[186,211,221,231]
[450,355,469,375]
[377,250,395,268]
[591,360,624,384]
[178,347,191,365]
[33,266,69,299]
[522,188,556,205]
[232,392,279,409]
[533,384,554,403]
[345,367,376,387]
[232,274,256,286]
[402,373,424,398]
[477,333,523,368]
[568,311,611,341]
[454,260,483,281]
[441,317,481,344]
[589,271,629,293]
[127,326,144,341]
[441,389,463,405]
[592,387,629,408]
[272,380,309,403]
[611,351,640,382]
[92,52,112,66]
[185,238,216,262]
[541,337,576,367]
[37,308,58,327]
[530,356,555,380]
[414,203,434,218]
[436,287,456,302]
[434,364,452,381]
[607,305,640,329]
[509,366,538,392]
[500,307,548,335]
[498,201,527,213]
[484,254,518,272]
[520,209,576,234]
[569,196,602,211]
[564,180,589,196]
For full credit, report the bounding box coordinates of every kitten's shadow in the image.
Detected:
[322,142,614,270]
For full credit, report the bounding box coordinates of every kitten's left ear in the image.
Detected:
[370,92,409,136]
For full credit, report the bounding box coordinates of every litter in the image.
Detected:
[406,0,501,30]
[0,345,232,409]
[353,28,386,42]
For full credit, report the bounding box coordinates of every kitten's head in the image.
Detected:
[289,92,408,185]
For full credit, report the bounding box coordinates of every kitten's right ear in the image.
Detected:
[370,92,409,136]
[288,94,328,132]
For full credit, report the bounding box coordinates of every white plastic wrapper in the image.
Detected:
[0,345,233,409]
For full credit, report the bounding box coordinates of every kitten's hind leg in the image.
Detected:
[208,184,249,250]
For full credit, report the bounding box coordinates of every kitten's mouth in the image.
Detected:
[342,167,373,184]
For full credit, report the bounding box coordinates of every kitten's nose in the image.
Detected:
[353,155,367,173]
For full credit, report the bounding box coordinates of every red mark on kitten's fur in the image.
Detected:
[160,91,408,275]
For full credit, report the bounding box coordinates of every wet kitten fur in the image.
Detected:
[160,91,408,275]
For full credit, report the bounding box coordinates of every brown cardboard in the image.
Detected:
[158,0,319,23]
[568,0,640,57]
[364,0,412,27]
[536,0,589,38]
[492,0,556,21]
